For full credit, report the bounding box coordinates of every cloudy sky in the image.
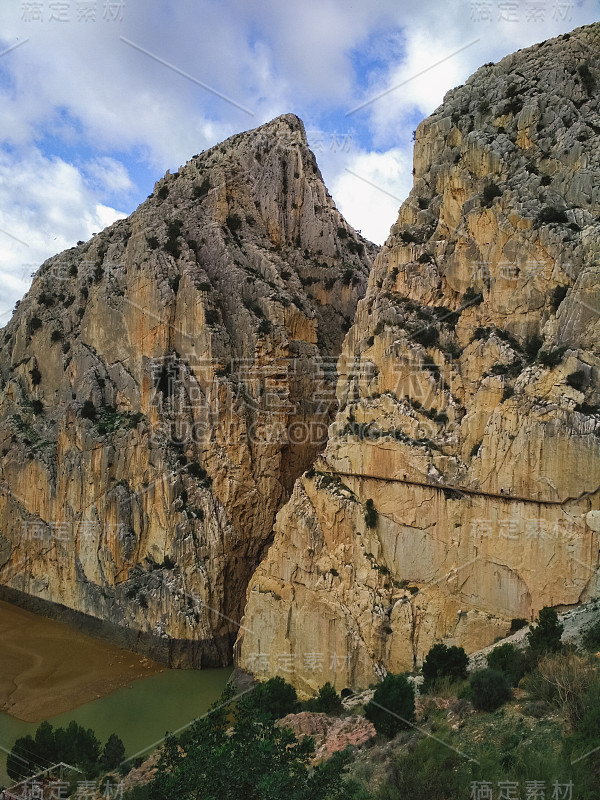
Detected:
[0,0,598,317]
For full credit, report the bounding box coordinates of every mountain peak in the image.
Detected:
[0,116,374,668]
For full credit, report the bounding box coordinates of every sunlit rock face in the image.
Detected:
[237,25,600,694]
[0,114,374,666]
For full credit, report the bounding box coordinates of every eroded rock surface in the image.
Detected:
[238,25,600,692]
[0,114,373,666]
[276,712,376,762]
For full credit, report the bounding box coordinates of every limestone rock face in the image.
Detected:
[0,114,374,666]
[275,712,376,763]
[238,25,600,693]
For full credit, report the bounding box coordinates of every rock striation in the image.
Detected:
[237,25,600,693]
[0,114,374,666]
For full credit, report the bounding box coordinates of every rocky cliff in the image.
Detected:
[237,25,600,693]
[0,114,374,666]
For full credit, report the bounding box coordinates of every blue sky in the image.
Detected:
[0,0,599,316]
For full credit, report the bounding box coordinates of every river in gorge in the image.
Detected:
[0,600,232,786]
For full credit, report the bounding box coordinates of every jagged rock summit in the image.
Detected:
[237,24,600,693]
[0,114,375,666]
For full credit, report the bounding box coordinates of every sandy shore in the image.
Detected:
[0,600,163,722]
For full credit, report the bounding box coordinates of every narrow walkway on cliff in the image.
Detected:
[322,467,600,507]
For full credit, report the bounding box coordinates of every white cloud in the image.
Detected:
[0,146,126,314]
[353,2,600,145]
[84,157,135,195]
[0,0,599,315]
[329,147,412,245]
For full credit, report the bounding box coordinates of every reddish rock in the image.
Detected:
[276,711,376,762]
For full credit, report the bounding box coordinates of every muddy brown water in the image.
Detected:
[0,600,232,785]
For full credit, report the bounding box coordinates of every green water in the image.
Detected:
[0,667,232,786]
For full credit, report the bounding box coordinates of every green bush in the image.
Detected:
[537,206,568,225]
[482,182,502,207]
[375,736,460,799]
[509,618,528,634]
[28,316,43,335]
[226,213,243,233]
[550,285,568,310]
[365,499,378,528]
[524,334,543,360]
[204,309,219,325]
[29,399,44,416]
[399,231,418,244]
[462,287,484,306]
[538,346,567,367]
[365,673,415,738]
[577,63,596,95]
[487,643,526,686]
[470,668,512,711]
[566,370,586,391]
[305,682,343,714]
[164,219,183,260]
[422,643,468,693]
[411,326,439,348]
[528,607,563,655]
[565,678,600,799]
[238,676,299,721]
[7,720,104,781]
[81,401,96,421]
[100,732,126,772]
[581,617,600,651]
[193,178,210,199]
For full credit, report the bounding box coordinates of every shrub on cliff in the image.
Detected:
[525,651,596,728]
[365,499,378,528]
[226,213,243,233]
[238,675,299,721]
[81,400,97,421]
[373,736,460,799]
[470,668,512,711]
[537,206,568,225]
[581,616,600,652]
[487,643,527,687]
[565,677,600,799]
[482,182,502,206]
[305,682,343,714]
[528,607,563,655]
[566,370,586,391]
[422,643,468,693]
[365,673,415,738]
